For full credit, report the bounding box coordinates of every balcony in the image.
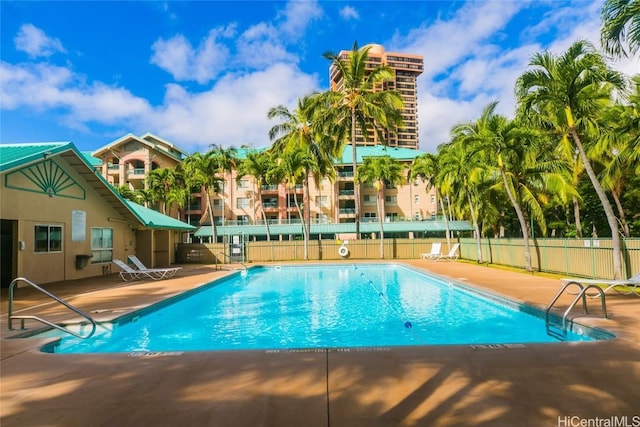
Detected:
[338,208,356,216]
[261,185,278,193]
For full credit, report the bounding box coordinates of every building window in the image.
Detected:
[237,215,249,224]
[315,213,329,223]
[363,195,376,206]
[315,195,328,207]
[385,195,397,205]
[34,225,62,253]
[91,228,113,263]
[237,197,250,209]
[430,195,436,204]
[414,195,420,204]
[237,179,250,190]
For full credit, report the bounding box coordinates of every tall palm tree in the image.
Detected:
[456,102,576,271]
[601,0,640,57]
[438,140,484,263]
[209,145,237,226]
[517,40,627,278]
[410,153,451,249]
[146,167,182,215]
[182,152,223,243]
[272,147,316,260]
[236,149,276,240]
[321,41,405,237]
[268,95,337,248]
[356,155,404,259]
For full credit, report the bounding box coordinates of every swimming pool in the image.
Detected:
[41,264,610,354]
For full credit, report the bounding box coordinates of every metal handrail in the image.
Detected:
[561,285,607,330]
[214,251,247,271]
[545,281,607,332]
[8,277,97,339]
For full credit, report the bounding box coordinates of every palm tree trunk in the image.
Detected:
[573,196,583,238]
[377,183,384,259]
[611,188,630,238]
[437,188,451,250]
[466,188,483,263]
[500,168,533,271]
[569,127,623,279]
[351,107,361,239]
[293,188,308,260]
[256,184,271,242]
[205,189,217,244]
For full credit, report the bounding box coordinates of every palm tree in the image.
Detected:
[115,184,137,202]
[356,155,404,259]
[146,167,182,215]
[272,147,316,260]
[182,152,223,243]
[517,40,627,278]
[410,153,451,249]
[321,41,405,237]
[209,145,237,226]
[236,149,276,240]
[268,95,337,250]
[601,0,640,57]
[438,140,485,263]
[456,102,576,271]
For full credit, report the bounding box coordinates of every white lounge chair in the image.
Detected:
[112,259,174,281]
[420,242,442,260]
[127,255,181,279]
[561,273,640,297]
[436,243,460,262]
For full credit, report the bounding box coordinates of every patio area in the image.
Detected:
[1,261,639,426]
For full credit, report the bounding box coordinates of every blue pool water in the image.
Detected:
[43,264,605,354]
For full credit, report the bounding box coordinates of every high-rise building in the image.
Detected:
[328,44,424,149]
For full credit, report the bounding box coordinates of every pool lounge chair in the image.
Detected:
[112,259,175,281]
[436,243,460,262]
[420,242,442,260]
[128,255,181,279]
[560,273,640,297]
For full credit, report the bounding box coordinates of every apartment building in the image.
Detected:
[329,44,424,150]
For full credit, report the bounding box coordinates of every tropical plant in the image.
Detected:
[208,145,237,226]
[320,41,405,237]
[268,95,338,254]
[601,0,640,57]
[235,149,277,240]
[356,155,405,258]
[516,40,627,278]
[182,152,223,243]
[410,153,451,249]
[146,167,184,215]
[437,140,485,263]
[455,102,576,271]
[270,146,317,260]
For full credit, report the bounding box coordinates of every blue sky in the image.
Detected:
[1,1,637,154]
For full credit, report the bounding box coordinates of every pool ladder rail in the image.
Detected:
[7,277,97,339]
[544,281,607,340]
[214,251,247,271]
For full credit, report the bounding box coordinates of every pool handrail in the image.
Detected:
[214,251,247,271]
[8,277,97,339]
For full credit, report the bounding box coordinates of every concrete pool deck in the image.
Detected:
[1,261,639,426]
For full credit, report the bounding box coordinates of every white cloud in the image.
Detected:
[339,6,359,21]
[278,0,323,36]
[141,64,319,151]
[150,26,235,84]
[14,24,65,58]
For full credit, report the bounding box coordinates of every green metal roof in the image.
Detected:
[338,145,427,164]
[81,151,102,168]
[194,220,473,237]
[1,142,194,231]
[124,200,195,231]
[0,142,73,172]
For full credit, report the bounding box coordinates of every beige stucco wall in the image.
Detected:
[1,156,137,284]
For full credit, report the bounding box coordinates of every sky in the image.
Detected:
[1,1,638,155]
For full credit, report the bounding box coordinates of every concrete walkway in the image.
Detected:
[1,261,639,427]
